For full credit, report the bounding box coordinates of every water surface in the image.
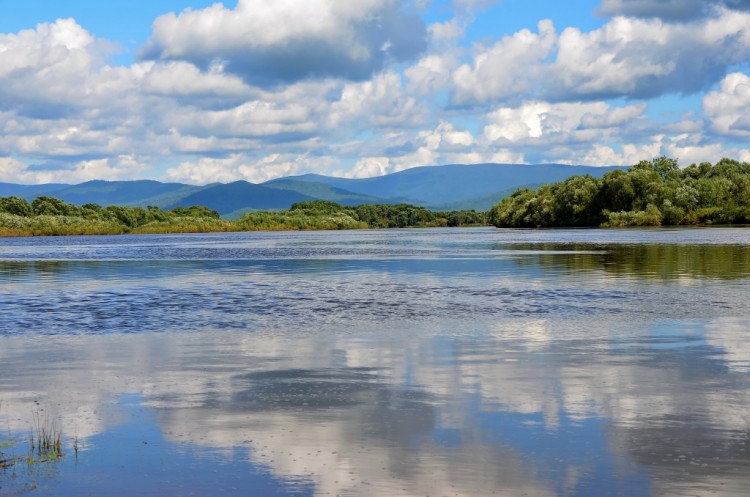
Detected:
[1,227,749,496]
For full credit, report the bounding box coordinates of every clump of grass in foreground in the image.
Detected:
[27,412,63,464]
[1,410,67,474]
[0,439,15,470]
[1,409,66,496]
[1,402,16,470]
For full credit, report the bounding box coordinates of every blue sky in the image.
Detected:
[1,0,749,184]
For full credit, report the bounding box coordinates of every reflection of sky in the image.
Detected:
[2,227,750,496]
[2,315,750,496]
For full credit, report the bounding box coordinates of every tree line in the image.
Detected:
[489,157,750,228]
[4,157,747,236]
[0,195,488,236]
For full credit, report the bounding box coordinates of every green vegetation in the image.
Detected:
[28,412,63,464]
[0,196,226,236]
[0,435,13,470]
[489,157,750,228]
[1,408,66,487]
[0,196,488,237]
[350,203,486,228]
[4,157,748,236]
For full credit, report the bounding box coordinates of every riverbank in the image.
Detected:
[0,199,488,237]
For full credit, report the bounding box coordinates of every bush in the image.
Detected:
[0,196,33,217]
[490,157,750,228]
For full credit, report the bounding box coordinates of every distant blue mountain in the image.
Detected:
[285,163,626,208]
[0,182,71,199]
[170,181,317,217]
[264,178,392,205]
[46,180,203,206]
[0,163,628,215]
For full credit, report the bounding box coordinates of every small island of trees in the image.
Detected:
[489,157,750,228]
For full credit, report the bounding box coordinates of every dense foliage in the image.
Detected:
[489,158,750,228]
[234,201,487,231]
[0,197,226,236]
[0,197,488,237]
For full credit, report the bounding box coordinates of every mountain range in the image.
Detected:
[0,163,626,217]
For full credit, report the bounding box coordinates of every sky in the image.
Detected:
[1,0,750,185]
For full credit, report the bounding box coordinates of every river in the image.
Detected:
[1,227,749,496]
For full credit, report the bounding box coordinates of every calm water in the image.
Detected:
[1,227,749,496]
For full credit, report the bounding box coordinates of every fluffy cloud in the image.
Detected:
[483,101,647,144]
[703,72,750,137]
[551,12,750,100]
[166,100,316,139]
[543,132,744,167]
[0,18,120,118]
[452,0,504,12]
[477,100,750,166]
[584,134,740,166]
[327,71,425,129]
[0,155,149,184]
[406,53,460,95]
[163,153,341,184]
[452,20,556,104]
[453,10,750,104]
[596,0,750,21]
[139,0,427,85]
[0,19,418,181]
[346,157,392,178]
[138,61,252,109]
[342,121,524,178]
[2,4,749,186]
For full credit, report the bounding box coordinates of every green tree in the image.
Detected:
[0,196,33,217]
[32,196,80,216]
[550,175,602,226]
[170,205,220,219]
[290,200,343,214]
[490,157,750,228]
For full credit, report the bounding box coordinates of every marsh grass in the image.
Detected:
[0,402,14,470]
[27,412,63,464]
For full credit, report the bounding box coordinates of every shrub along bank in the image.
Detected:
[489,157,750,228]
[0,196,488,237]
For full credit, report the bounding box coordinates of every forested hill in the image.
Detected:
[277,163,625,209]
[0,163,624,215]
[489,158,750,228]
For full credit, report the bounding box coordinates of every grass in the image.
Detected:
[0,402,13,469]
[0,409,67,477]
[27,412,63,464]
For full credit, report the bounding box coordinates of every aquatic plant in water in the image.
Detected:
[27,411,63,464]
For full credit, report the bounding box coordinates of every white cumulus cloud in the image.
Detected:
[483,101,647,143]
[452,10,750,105]
[0,155,149,184]
[597,0,750,21]
[139,0,427,85]
[163,153,340,184]
[703,72,750,137]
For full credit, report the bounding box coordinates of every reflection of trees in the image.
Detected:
[498,242,750,280]
[0,260,196,283]
[0,260,71,280]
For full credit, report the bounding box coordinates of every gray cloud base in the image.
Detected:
[2,2,750,184]
[139,1,427,86]
[597,0,750,21]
